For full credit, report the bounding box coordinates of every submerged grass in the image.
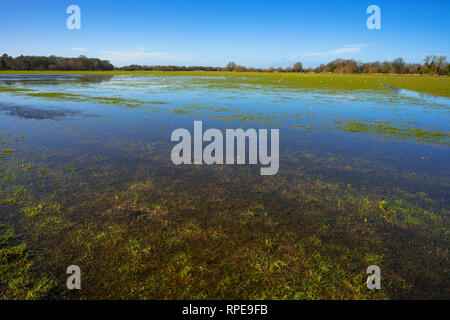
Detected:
[0,136,59,299]
[27,92,84,100]
[0,224,59,299]
[0,131,448,299]
[0,87,34,92]
[21,91,166,107]
[0,73,449,300]
[335,120,450,145]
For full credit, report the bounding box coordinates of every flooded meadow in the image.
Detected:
[0,73,448,299]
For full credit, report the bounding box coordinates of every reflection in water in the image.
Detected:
[382,83,441,100]
[0,74,113,85]
[0,103,81,120]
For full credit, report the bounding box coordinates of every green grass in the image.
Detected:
[27,92,84,101]
[0,224,59,299]
[0,87,34,92]
[19,91,166,106]
[0,137,59,299]
[335,120,450,145]
[1,71,449,97]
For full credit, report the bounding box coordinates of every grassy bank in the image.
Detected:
[1,70,449,97]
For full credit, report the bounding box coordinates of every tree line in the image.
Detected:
[116,56,449,75]
[1,53,448,75]
[313,56,449,75]
[0,54,114,71]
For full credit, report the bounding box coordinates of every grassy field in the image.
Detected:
[1,70,449,97]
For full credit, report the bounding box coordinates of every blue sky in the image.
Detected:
[1,0,449,67]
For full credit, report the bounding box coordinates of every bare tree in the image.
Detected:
[226,62,236,71]
[391,58,405,74]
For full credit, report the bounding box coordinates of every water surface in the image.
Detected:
[0,74,448,299]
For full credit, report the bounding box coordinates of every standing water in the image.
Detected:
[0,74,448,299]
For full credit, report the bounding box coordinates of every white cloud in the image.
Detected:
[72,47,89,52]
[99,50,189,66]
[293,44,366,58]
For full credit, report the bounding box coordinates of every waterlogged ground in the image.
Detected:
[0,74,448,299]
